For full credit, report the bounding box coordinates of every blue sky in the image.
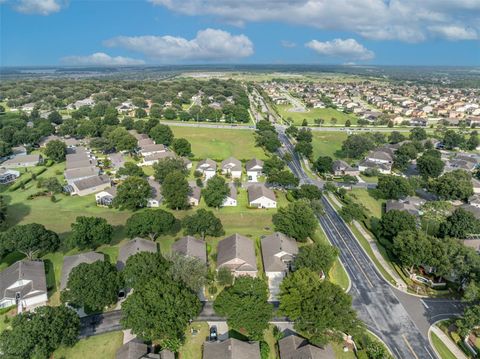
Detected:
[1,0,479,66]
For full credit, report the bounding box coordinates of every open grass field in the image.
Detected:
[277,105,357,126]
[311,131,348,160]
[170,126,266,161]
[430,332,458,359]
[348,188,384,219]
[52,331,124,359]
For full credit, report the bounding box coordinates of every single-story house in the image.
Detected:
[203,338,260,359]
[64,166,100,186]
[248,184,277,209]
[332,160,359,176]
[116,238,158,271]
[358,159,392,174]
[95,187,117,207]
[147,178,162,208]
[189,184,202,206]
[221,157,242,179]
[246,158,264,182]
[365,147,394,164]
[108,153,125,173]
[61,252,104,290]
[141,151,176,166]
[71,174,111,197]
[197,159,217,180]
[217,233,258,277]
[116,339,173,359]
[2,154,42,168]
[171,236,207,264]
[279,334,335,359]
[385,196,426,217]
[223,183,238,207]
[261,232,298,299]
[0,168,20,184]
[0,260,47,312]
[139,144,166,157]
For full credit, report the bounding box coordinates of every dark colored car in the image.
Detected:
[209,325,218,341]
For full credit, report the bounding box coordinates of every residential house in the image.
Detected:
[60,252,104,290]
[108,153,125,173]
[139,143,166,157]
[203,338,260,359]
[147,178,162,208]
[332,160,359,176]
[385,196,426,217]
[71,174,111,197]
[223,183,238,207]
[261,232,298,299]
[279,334,335,359]
[197,159,217,180]
[171,236,207,264]
[188,183,202,206]
[11,145,27,156]
[221,157,242,179]
[0,260,47,312]
[217,233,258,277]
[140,151,176,166]
[64,166,100,186]
[246,159,264,182]
[444,154,478,173]
[2,154,42,168]
[358,159,392,174]
[0,168,20,184]
[248,184,277,209]
[116,238,157,271]
[116,340,171,359]
[95,187,117,207]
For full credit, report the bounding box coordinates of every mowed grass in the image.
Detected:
[311,131,348,160]
[52,331,124,359]
[348,188,384,219]
[277,105,357,126]
[179,322,209,359]
[430,332,458,359]
[170,126,267,161]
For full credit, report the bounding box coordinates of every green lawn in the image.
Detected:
[348,188,384,219]
[431,332,458,359]
[311,131,348,160]
[277,105,357,126]
[53,331,124,359]
[179,322,209,359]
[170,126,266,161]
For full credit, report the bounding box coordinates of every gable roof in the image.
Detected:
[246,158,264,171]
[217,234,257,272]
[221,157,242,172]
[61,252,104,290]
[171,236,207,264]
[203,338,261,359]
[0,260,47,301]
[64,166,100,180]
[279,334,335,359]
[248,184,276,202]
[73,174,110,191]
[227,183,237,200]
[2,154,41,166]
[189,184,202,201]
[197,159,217,171]
[148,178,162,201]
[117,238,158,270]
[261,233,298,273]
[116,341,148,359]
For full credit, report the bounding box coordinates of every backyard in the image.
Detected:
[52,331,124,359]
[277,104,358,126]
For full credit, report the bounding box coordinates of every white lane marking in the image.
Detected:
[402,334,419,359]
[424,346,435,359]
[421,300,429,309]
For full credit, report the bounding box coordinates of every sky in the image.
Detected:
[1,0,479,67]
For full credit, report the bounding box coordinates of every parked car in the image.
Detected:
[209,325,218,341]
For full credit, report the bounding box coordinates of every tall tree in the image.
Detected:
[376,175,413,200]
[172,138,192,157]
[126,209,178,240]
[70,216,113,249]
[202,175,229,208]
[0,306,80,359]
[273,201,318,242]
[124,252,171,289]
[182,209,224,240]
[429,170,473,201]
[167,253,208,292]
[439,208,480,239]
[61,260,123,312]
[280,268,363,346]
[153,157,188,184]
[294,243,339,275]
[314,156,333,174]
[149,124,174,146]
[107,127,137,152]
[417,153,444,179]
[1,223,59,259]
[44,140,66,162]
[393,230,432,272]
[118,162,145,177]
[409,127,427,141]
[214,276,273,340]
[114,176,152,210]
[162,171,191,210]
[378,210,417,242]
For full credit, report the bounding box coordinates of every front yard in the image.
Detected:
[52,331,124,359]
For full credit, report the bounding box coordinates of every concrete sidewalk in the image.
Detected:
[430,325,468,359]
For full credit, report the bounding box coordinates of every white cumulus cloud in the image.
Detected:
[148,0,480,42]
[10,0,64,15]
[61,52,145,66]
[306,38,374,61]
[104,28,254,61]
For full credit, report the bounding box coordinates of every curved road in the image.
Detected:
[276,125,463,359]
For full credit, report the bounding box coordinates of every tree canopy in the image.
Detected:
[172,138,192,157]
[202,175,229,208]
[429,170,473,201]
[114,176,152,210]
[125,209,179,240]
[294,242,339,275]
[167,252,208,292]
[118,162,145,177]
[214,276,273,340]
[183,209,224,240]
[417,152,444,179]
[378,210,417,242]
[149,124,174,146]
[70,216,113,249]
[273,201,318,242]
[439,208,480,239]
[376,175,413,200]
[153,157,189,184]
[44,140,66,162]
[162,171,190,210]
[123,251,171,289]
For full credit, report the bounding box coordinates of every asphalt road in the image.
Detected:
[278,129,464,359]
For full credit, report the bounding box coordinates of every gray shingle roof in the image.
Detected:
[61,252,104,290]
[227,183,237,200]
[0,260,47,302]
[261,233,298,273]
[172,236,207,264]
[2,154,41,166]
[73,174,110,191]
[189,184,201,201]
[221,157,242,172]
[246,158,264,172]
[64,166,100,180]
[197,159,217,171]
[116,341,148,359]
[279,334,335,359]
[117,238,158,270]
[217,234,257,272]
[248,184,276,202]
[203,338,261,359]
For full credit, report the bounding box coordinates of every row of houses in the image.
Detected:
[196,157,264,182]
